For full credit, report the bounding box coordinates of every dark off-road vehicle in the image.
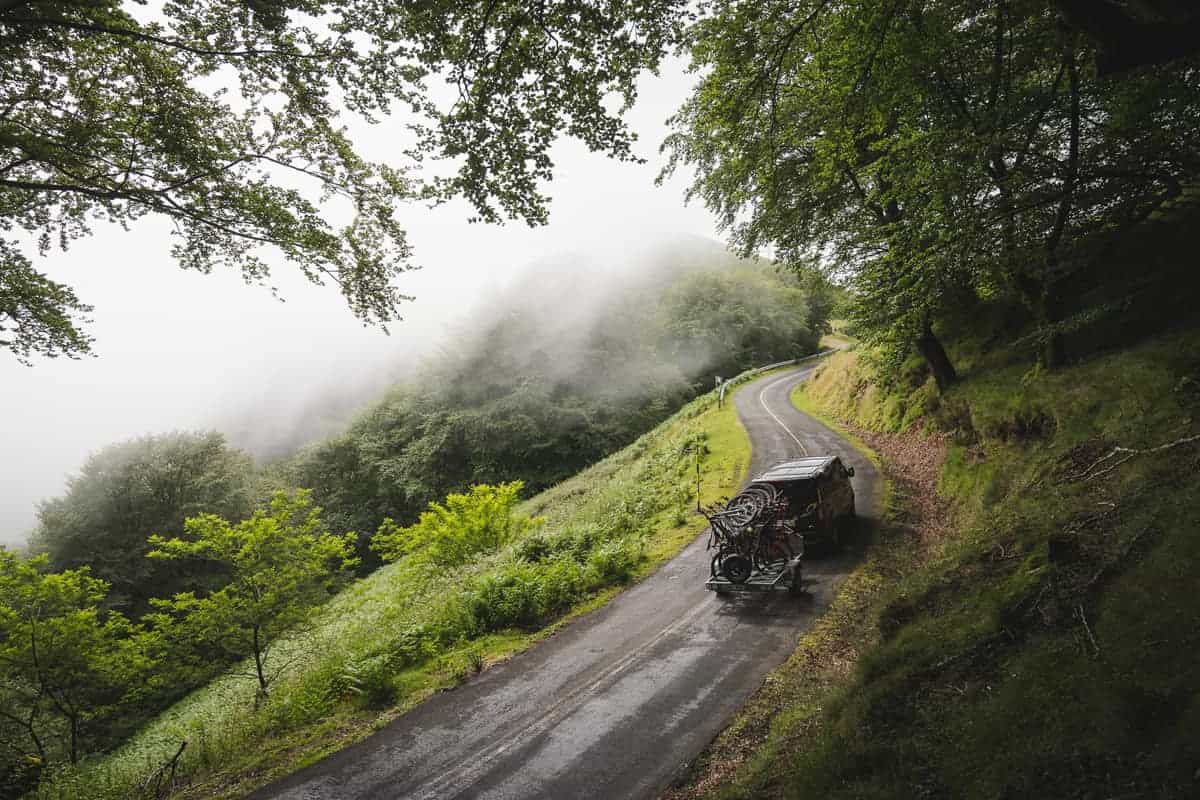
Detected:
[703,455,858,594]
[748,455,857,549]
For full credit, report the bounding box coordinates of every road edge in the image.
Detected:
[659,375,896,800]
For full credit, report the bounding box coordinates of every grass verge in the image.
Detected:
[672,325,1200,799]
[37,384,754,800]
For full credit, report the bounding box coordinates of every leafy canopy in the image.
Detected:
[372,482,542,567]
[147,490,357,699]
[31,431,255,615]
[664,0,1200,372]
[0,550,158,771]
[0,0,686,361]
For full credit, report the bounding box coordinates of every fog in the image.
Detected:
[0,58,721,545]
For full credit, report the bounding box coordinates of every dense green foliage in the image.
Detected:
[286,260,820,557]
[5,0,1196,363]
[30,432,255,617]
[147,491,358,703]
[664,0,1200,381]
[2,493,355,797]
[0,243,93,365]
[0,552,158,795]
[0,0,685,361]
[34,381,750,800]
[372,482,541,567]
[706,325,1200,799]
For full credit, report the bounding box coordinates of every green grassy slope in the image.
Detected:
[702,325,1200,798]
[38,384,757,800]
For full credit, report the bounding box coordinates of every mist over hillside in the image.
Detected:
[2,236,800,548]
[280,239,824,554]
[207,237,747,464]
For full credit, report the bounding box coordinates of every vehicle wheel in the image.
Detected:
[788,564,803,594]
[720,554,753,584]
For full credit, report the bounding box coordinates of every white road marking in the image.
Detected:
[756,370,809,457]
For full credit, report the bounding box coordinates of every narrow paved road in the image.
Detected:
[248,365,881,800]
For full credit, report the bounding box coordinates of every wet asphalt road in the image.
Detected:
[247,365,881,800]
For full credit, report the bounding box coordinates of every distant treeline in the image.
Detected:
[282,258,832,563]
[3,255,828,792]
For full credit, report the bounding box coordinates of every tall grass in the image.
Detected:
[707,326,1200,799]
[36,386,751,800]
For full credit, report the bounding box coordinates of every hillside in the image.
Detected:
[6,245,830,799]
[278,255,829,564]
[670,322,1200,799]
[34,370,762,800]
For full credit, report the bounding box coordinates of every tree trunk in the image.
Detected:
[252,625,269,706]
[917,320,958,391]
[1040,280,1066,369]
[68,714,79,765]
[1038,34,1079,371]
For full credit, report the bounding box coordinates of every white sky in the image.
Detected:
[0,57,722,544]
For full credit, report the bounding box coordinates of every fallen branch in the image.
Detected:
[140,740,186,800]
[1075,604,1100,658]
[1077,433,1200,480]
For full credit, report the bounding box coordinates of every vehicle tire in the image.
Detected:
[788,565,803,595]
[720,554,753,584]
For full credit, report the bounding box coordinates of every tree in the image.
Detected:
[664,0,1200,374]
[656,267,817,379]
[147,490,357,703]
[0,550,158,780]
[0,241,93,364]
[31,431,255,615]
[0,0,685,362]
[662,0,969,387]
[372,482,541,567]
[1056,0,1200,75]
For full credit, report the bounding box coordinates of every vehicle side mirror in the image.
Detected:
[846,466,855,477]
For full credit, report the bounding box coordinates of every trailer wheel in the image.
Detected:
[720,554,753,583]
[788,566,803,595]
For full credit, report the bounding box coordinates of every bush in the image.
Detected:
[535,556,587,613]
[372,482,543,567]
[584,540,641,587]
[469,561,545,631]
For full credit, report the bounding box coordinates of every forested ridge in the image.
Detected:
[4,0,1200,798]
[3,251,826,796]
[283,252,830,561]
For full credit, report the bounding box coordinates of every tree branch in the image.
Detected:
[5,16,317,60]
[1076,433,1200,480]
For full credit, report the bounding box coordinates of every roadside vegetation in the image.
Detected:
[29,373,753,800]
[676,318,1200,799]
[653,6,1200,793]
[6,2,1199,799]
[2,257,824,798]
